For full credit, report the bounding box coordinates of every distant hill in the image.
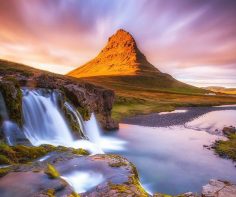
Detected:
[204,86,236,95]
[68,29,206,95]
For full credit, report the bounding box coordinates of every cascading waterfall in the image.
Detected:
[22,89,75,146]
[22,89,103,154]
[22,88,125,153]
[64,101,86,139]
[84,113,126,151]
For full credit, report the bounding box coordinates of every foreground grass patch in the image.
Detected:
[214,134,236,161]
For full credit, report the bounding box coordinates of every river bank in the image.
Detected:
[122,105,236,128]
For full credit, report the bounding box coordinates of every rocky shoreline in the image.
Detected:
[122,105,236,127]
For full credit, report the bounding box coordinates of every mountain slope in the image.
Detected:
[68,29,205,94]
[68,29,159,77]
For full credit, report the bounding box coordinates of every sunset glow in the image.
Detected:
[0,0,236,87]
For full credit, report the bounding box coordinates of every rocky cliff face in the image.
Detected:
[0,59,118,131]
[68,29,159,78]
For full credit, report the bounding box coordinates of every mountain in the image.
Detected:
[68,29,159,77]
[68,29,205,95]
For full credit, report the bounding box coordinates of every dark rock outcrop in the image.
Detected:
[0,59,118,130]
[0,77,22,126]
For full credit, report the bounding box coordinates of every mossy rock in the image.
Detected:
[72,148,90,156]
[0,167,11,177]
[44,163,60,179]
[214,133,236,161]
[0,142,56,164]
[0,78,23,126]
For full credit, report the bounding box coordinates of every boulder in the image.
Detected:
[202,179,236,197]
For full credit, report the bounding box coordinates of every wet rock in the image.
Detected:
[0,78,22,126]
[202,179,236,197]
[222,126,236,136]
[0,152,148,197]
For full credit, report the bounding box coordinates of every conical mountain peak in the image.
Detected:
[68,29,159,78]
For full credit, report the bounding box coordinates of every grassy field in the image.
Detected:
[80,75,236,121]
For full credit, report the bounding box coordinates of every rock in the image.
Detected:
[0,78,22,126]
[0,60,118,130]
[0,151,148,197]
[222,126,236,136]
[202,179,236,197]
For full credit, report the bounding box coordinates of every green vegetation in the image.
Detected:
[45,163,60,179]
[72,148,90,156]
[69,192,81,197]
[0,142,56,164]
[0,167,11,177]
[46,189,56,197]
[109,161,128,167]
[0,77,23,126]
[0,142,90,165]
[214,134,236,161]
[153,194,172,197]
[80,75,236,121]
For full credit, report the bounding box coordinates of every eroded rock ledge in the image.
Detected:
[0,59,118,130]
[0,148,148,197]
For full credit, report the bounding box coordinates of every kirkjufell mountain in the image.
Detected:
[68,29,205,94]
[68,29,159,77]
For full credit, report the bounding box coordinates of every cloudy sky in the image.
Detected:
[0,0,236,87]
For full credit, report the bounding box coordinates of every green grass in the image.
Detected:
[214,134,236,161]
[80,75,236,121]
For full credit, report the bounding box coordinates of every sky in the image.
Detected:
[0,0,236,87]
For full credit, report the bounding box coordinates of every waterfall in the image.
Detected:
[22,89,103,154]
[84,113,126,152]
[22,89,75,146]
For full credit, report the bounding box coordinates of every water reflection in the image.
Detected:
[108,109,236,195]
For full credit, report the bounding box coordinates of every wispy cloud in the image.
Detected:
[0,0,235,86]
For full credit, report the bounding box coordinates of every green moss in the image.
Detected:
[0,142,56,164]
[0,79,23,126]
[45,164,60,179]
[72,148,90,156]
[214,134,236,161]
[110,184,130,193]
[77,107,90,121]
[13,145,55,163]
[69,192,81,197]
[0,167,11,177]
[46,189,55,197]
[0,155,11,164]
[109,161,127,167]
[153,194,173,197]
